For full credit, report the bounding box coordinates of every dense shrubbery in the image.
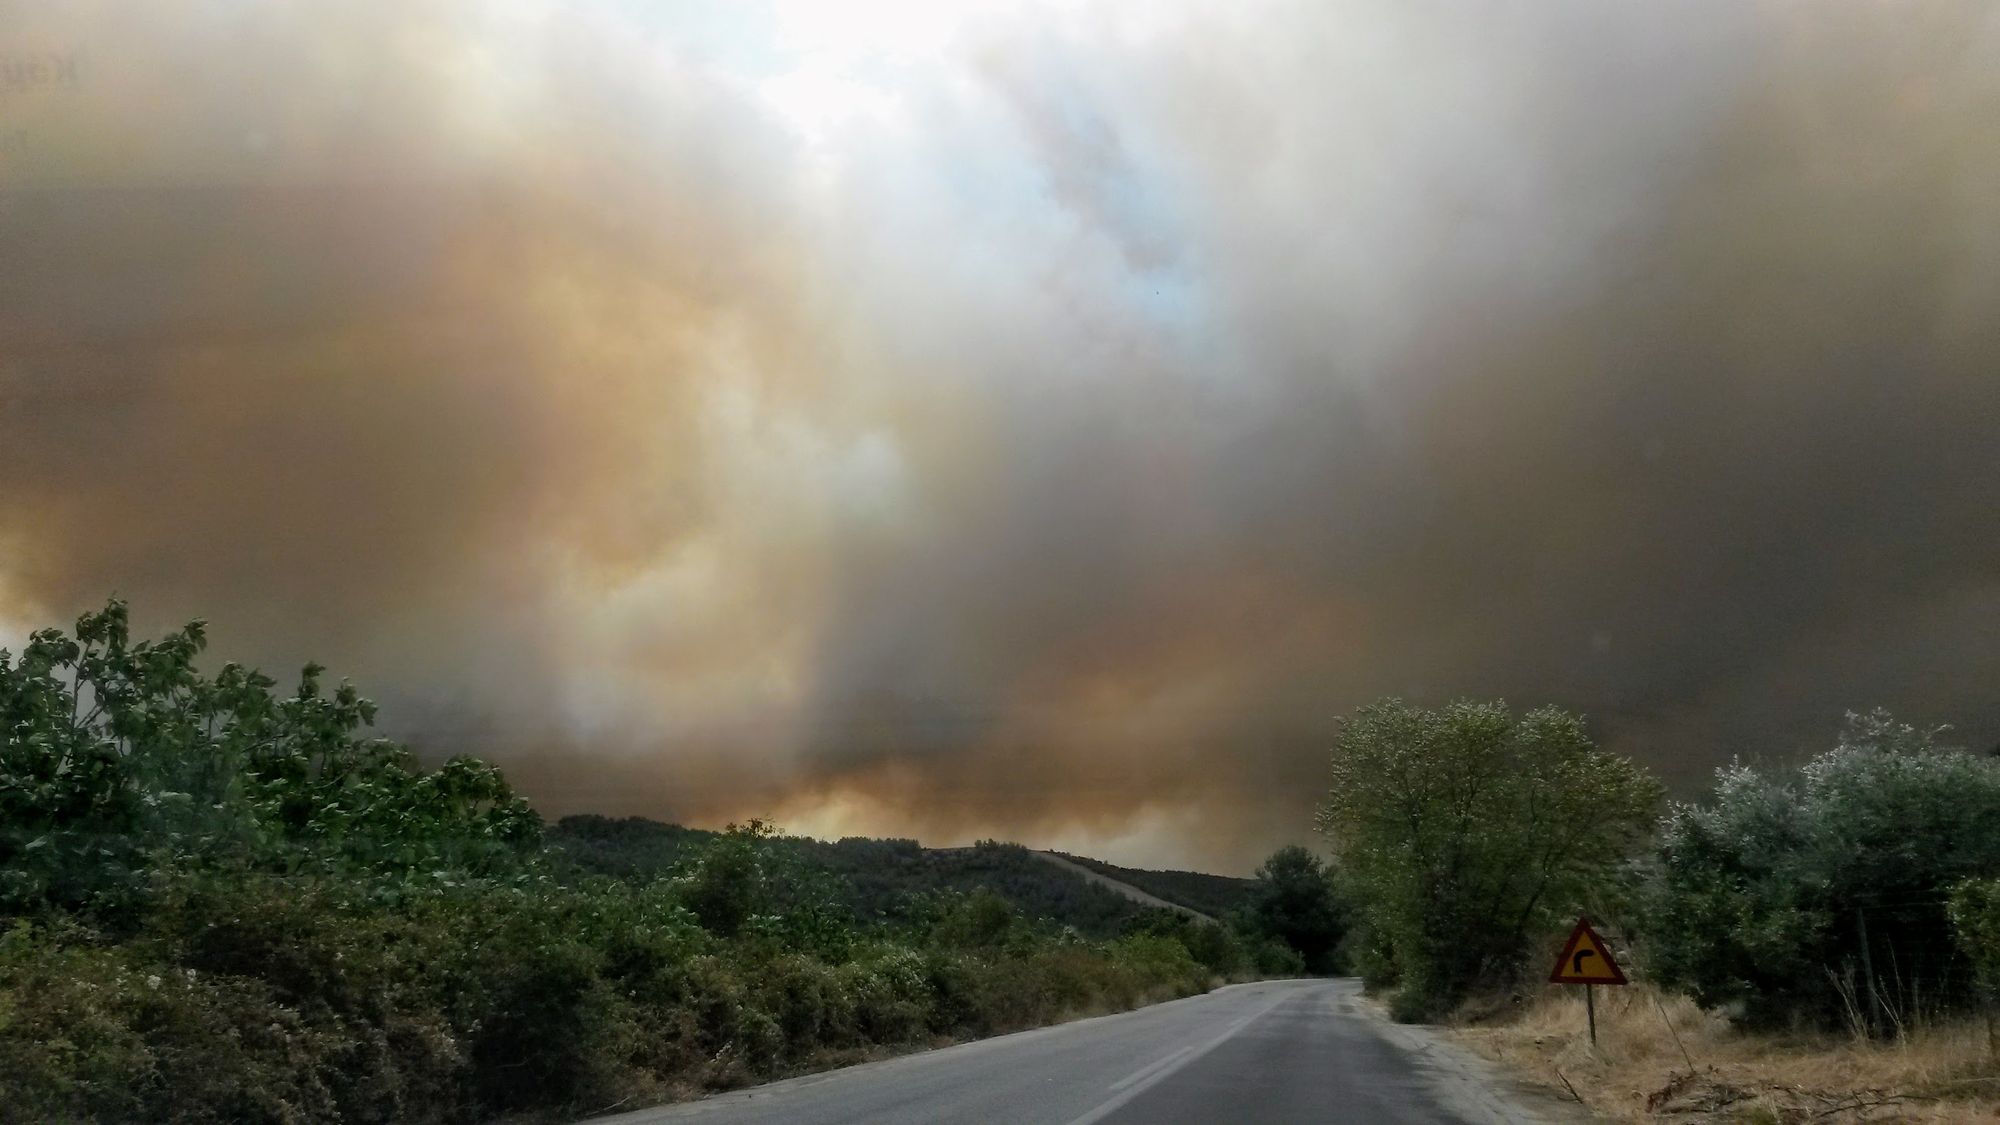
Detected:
[1948,877,2000,1005]
[1318,698,2000,1034]
[1646,711,2000,1031]
[0,601,540,923]
[0,603,1234,1123]
[0,869,1216,1123]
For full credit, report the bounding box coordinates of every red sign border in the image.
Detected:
[1548,917,1628,985]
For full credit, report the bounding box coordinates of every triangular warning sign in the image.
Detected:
[1548,917,1627,985]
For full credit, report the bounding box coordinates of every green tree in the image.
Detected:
[0,599,540,919]
[1316,699,1660,1018]
[0,603,237,915]
[1241,846,1345,974]
[931,888,1020,949]
[1649,710,2000,1030]
[680,821,779,937]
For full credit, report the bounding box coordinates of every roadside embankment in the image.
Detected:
[1448,983,2000,1123]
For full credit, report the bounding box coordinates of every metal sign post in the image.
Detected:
[1548,917,1626,1047]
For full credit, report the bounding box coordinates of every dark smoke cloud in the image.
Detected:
[2,1,1996,871]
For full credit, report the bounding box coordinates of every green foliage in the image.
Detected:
[1238,846,1346,974]
[1316,699,1661,1019]
[0,599,540,923]
[1246,936,1307,976]
[0,600,1242,1123]
[680,821,778,938]
[1948,878,2000,1000]
[1648,711,2000,1030]
[1052,854,1257,919]
[551,821,1181,939]
[0,918,347,1124]
[544,815,713,878]
[928,888,1022,949]
[1119,907,1248,976]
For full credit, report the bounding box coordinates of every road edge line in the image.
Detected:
[1061,989,1297,1125]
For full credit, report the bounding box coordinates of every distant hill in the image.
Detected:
[1025,851,1215,922]
[548,815,1254,937]
[1050,852,1258,921]
[546,814,715,878]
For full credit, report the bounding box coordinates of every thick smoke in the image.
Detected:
[2,1,1995,871]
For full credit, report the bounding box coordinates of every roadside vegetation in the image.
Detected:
[0,601,1335,1124]
[26,598,1989,1120]
[1316,698,2000,1119]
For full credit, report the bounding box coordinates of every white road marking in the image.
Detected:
[1062,991,1298,1125]
[1106,1045,1192,1092]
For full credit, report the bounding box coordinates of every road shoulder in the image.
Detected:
[1343,991,1601,1124]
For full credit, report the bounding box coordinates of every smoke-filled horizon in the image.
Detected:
[3,1,1997,873]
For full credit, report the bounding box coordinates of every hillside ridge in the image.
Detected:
[547,815,1254,933]
[1029,850,1218,922]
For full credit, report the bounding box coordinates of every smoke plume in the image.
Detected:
[3,0,1996,870]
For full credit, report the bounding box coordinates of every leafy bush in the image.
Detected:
[1119,908,1248,976]
[1648,711,2000,1030]
[0,600,540,924]
[1247,936,1307,976]
[1948,878,2000,1002]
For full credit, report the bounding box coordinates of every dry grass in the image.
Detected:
[1447,984,2000,1123]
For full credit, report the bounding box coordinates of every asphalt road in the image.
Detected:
[593,978,1549,1125]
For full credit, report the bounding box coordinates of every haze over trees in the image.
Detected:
[0,601,1315,1123]
[8,1,1994,886]
[548,818,1251,938]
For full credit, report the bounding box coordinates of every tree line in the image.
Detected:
[0,601,1332,1123]
[12,598,1981,1120]
[548,818,1259,939]
[1315,698,2000,1030]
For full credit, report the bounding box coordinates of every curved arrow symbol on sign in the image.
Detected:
[1548,917,1627,985]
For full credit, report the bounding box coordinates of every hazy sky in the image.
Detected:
[3,0,1996,872]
